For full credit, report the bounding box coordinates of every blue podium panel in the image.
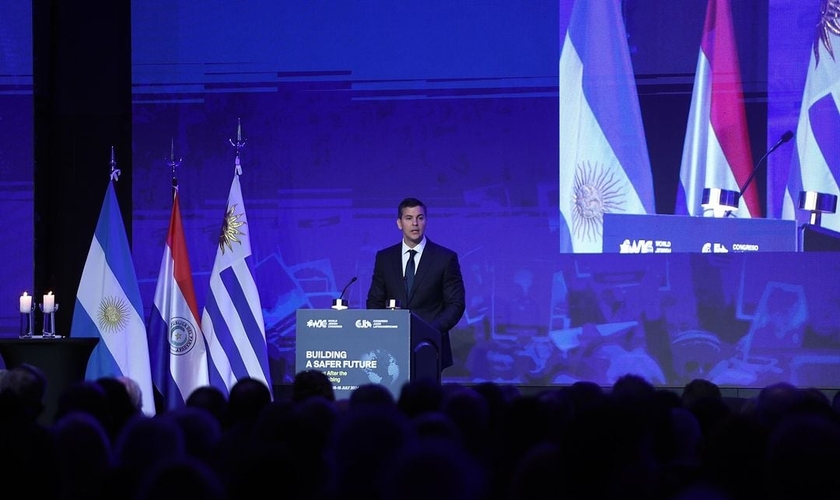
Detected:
[296,309,412,399]
[603,214,797,253]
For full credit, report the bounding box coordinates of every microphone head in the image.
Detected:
[337,276,359,301]
[781,130,794,143]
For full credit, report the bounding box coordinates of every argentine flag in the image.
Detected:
[558,0,656,253]
[148,189,209,410]
[201,155,272,396]
[71,181,156,416]
[781,8,840,231]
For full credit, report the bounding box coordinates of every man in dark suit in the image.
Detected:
[366,197,466,371]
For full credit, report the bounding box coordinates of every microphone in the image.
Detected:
[338,276,357,300]
[332,276,357,310]
[739,130,794,196]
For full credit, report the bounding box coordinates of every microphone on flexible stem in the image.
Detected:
[739,130,794,198]
[332,276,357,310]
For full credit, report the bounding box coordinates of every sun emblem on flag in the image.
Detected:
[97,296,130,333]
[814,0,840,66]
[572,161,625,241]
[218,203,246,255]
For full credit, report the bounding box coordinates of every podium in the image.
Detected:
[295,309,441,399]
[603,213,797,253]
[0,337,99,425]
[800,224,840,251]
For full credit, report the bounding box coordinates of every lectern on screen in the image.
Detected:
[603,213,797,253]
[801,224,840,251]
[295,309,441,399]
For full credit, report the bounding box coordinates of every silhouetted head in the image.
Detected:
[227,378,271,426]
[292,369,336,403]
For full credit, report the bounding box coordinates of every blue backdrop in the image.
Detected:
[5,1,832,389]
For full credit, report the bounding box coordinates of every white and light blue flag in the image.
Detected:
[781,6,840,231]
[71,180,156,416]
[201,155,272,396]
[558,0,656,253]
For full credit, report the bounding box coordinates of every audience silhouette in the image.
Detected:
[5,369,840,500]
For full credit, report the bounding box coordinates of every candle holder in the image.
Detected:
[40,303,59,338]
[19,306,34,338]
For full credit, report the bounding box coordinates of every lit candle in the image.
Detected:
[43,291,54,313]
[20,292,32,313]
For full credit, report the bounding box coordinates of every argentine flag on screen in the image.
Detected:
[558,0,655,253]
[201,155,272,396]
[781,11,840,231]
[71,180,156,416]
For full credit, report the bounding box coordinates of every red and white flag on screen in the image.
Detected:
[675,0,759,218]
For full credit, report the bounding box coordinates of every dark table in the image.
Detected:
[0,337,99,425]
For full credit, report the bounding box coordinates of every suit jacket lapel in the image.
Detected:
[391,245,408,301]
[411,241,434,297]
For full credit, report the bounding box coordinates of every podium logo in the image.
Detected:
[619,239,654,254]
[306,319,328,328]
[701,242,729,253]
[355,319,373,329]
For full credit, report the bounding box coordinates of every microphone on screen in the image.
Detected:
[739,130,794,197]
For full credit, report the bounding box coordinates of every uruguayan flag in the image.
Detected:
[781,8,840,231]
[71,181,156,415]
[201,155,272,396]
[558,0,655,253]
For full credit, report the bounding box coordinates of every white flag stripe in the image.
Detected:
[203,315,236,392]
[210,271,264,371]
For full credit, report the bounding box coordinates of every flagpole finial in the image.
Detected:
[229,118,247,175]
[166,138,183,194]
[110,146,121,182]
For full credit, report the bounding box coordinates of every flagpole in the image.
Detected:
[110,145,121,182]
[230,118,246,175]
[167,138,183,199]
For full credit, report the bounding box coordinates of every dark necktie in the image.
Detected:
[405,249,417,296]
